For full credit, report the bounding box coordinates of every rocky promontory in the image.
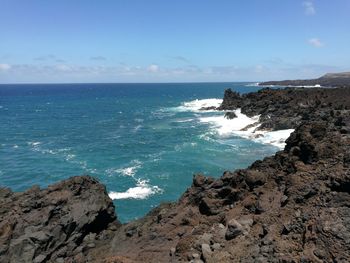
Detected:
[1,86,350,262]
[259,72,350,88]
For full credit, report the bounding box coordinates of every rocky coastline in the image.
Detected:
[259,72,350,88]
[1,86,350,262]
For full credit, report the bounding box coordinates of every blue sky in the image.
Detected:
[0,0,349,83]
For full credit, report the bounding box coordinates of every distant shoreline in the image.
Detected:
[259,71,350,88]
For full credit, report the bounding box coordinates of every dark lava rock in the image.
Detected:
[0,176,118,263]
[199,106,217,111]
[224,111,237,119]
[217,89,242,110]
[218,87,350,132]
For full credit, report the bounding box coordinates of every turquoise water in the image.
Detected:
[0,83,278,222]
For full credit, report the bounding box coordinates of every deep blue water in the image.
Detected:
[0,83,278,222]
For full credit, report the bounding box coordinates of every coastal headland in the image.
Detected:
[1,83,350,262]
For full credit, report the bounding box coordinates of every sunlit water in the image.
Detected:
[0,83,285,222]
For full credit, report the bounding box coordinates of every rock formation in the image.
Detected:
[1,87,350,262]
[0,176,119,263]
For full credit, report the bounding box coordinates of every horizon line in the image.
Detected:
[0,81,259,85]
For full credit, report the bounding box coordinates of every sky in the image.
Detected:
[0,0,349,83]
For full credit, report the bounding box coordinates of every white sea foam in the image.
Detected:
[107,160,142,177]
[199,109,294,149]
[117,166,138,176]
[174,118,195,123]
[29,141,41,147]
[108,179,163,200]
[65,154,76,161]
[254,129,295,148]
[133,125,143,133]
[173,98,223,112]
[259,84,322,88]
[245,82,260,87]
[199,109,260,137]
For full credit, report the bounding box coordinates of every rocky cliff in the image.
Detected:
[1,87,350,262]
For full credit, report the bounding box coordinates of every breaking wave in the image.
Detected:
[108,179,163,200]
[199,109,294,149]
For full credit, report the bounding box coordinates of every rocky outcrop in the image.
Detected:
[1,87,350,262]
[0,176,119,263]
[91,101,350,263]
[219,87,350,131]
[259,71,350,87]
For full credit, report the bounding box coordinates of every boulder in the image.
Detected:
[0,176,118,262]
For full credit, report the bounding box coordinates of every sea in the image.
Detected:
[0,83,293,222]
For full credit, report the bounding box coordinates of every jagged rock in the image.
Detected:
[225,219,243,240]
[199,197,222,215]
[0,176,118,263]
[224,111,237,119]
[217,89,242,110]
[200,106,217,111]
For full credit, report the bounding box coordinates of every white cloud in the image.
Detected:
[303,1,316,15]
[0,61,342,83]
[308,38,324,48]
[55,64,73,72]
[0,63,11,71]
[147,64,159,73]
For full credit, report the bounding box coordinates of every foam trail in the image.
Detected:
[173,98,222,112]
[199,109,294,149]
[108,179,163,200]
[245,82,260,87]
[106,160,142,177]
[199,109,260,137]
[29,141,41,147]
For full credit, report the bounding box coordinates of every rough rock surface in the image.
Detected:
[1,87,350,262]
[218,87,350,131]
[0,176,119,263]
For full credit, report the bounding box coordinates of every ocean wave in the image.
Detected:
[174,118,195,123]
[259,84,322,88]
[172,98,223,112]
[27,143,96,172]
[199,109,293,149]
[245,82,260,87]
[28,141,41,147]
[133,125,143,133]
[107,160,142,177]
[199,109,260,137]
[108,179,163,200]
[253,129,295,148]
